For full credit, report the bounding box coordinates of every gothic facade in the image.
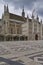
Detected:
[0,5,43,41]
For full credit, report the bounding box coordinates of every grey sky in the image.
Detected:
[0,0,43,21]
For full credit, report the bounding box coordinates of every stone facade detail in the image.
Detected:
[0,5,43,41]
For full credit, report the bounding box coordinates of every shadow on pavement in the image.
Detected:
[0,57,25,65]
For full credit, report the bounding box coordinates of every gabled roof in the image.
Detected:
[9,13,26,21]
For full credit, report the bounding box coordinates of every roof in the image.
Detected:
[9,13,32,23]
[9,13,26,21]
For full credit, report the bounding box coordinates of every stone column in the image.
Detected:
[5,20,8,34]
[12,36,14,41]
[37,21,39,40]
[4,36,6,41]
[32,20,34,33]
[15,23,17,34]
[32,19,34,40]
[27,15,29,40]
[37,22,39,33]
[19,35,20,41]
[36,15,39,40]
[41,20,42,40]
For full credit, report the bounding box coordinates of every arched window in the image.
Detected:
[4,21,5,24]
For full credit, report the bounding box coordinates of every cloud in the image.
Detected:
[0,0,4,18]
[3,0,36,10]
[0,0,43,21]
[3,0,37,17]
[33,0,43,20]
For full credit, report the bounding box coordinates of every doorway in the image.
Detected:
[35,34,38,40]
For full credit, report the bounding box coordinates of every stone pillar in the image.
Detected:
[37,21,39,40]
[37,22,39,33]
[36,15,39,40]
[41,20,42,40]
[5,21,8,34]
[32,20,34,33]
[4,36,6,41]
[32,19,34,40]
[31,12,34,40]
[12,37,14,41]
[15,23,17,34]
[27,15,29,40]
[19,36,20,41]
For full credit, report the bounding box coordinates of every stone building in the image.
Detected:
[0,5,43,41]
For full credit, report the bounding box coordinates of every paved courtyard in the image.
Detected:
[0,41,43,65]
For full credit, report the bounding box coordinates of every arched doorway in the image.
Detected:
[20,36,24,41]
[13,36,19,41]
[35,34,38,40]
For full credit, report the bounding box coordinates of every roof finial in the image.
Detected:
[23,5,24,12]
[36,14,39,21]
[32,8,35,19]
[22,5,25,17]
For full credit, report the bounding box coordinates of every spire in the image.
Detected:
[4,5,7,13]
[22,6,25,17]
[7,4,9,13]
[32,9,35,19]
[23,6,24,12]
[32,13,34,19]
[36,14,39,21]
[4,4,9,14]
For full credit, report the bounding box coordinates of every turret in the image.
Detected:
[4,5,7,13]
[4,4,9,14]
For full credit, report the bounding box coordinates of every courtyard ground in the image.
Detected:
[0,40,43,65]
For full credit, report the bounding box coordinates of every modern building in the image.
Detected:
[0,5,43,41]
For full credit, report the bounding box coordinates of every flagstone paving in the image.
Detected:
[0,41,43,65]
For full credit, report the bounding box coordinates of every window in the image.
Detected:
[11,28,13,34]
[17,27,20,34]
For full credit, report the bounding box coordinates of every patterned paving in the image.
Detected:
[0,41,43,65]
[0,46,11,55]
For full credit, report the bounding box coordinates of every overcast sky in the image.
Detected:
[0,0,43,21]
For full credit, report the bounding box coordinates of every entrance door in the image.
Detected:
[35,34,38,40]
